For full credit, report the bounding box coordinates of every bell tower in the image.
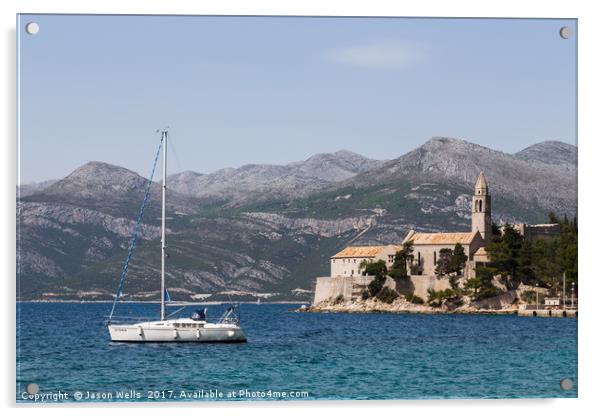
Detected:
[472,171,492,243]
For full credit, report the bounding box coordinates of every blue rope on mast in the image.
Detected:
[107,138,163,323]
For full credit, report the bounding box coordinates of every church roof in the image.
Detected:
[475,171,489,194]
[402,230,478,245]
[331,245,399,259]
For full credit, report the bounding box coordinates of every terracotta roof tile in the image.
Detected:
[403,231,477,245]
[331,245,398,259]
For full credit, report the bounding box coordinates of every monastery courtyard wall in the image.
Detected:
[313,274,453,304]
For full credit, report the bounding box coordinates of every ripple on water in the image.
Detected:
[17,303,577,401]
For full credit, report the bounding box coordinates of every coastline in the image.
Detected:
[16,299,309,304]
[297,297,519,315]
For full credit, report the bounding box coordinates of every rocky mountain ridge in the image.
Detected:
[167,149,386,206]
[514,140,577,170]
[17,137,577,300]
[344,137,576,216]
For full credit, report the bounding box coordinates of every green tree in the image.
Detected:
[360,260,388,297]
[518,239,535,284]
[485,223,524,284]
[548,212,561,224]
[435,248,453,278]
[368,275,387,297]
[360,259,387,277]
[531,239,562,288]
[450,243,468,275]
[434,244,467,288]
[464,265,499,301]
[484,213,577,293]
[558,217,578,286]
[389,241,414,279]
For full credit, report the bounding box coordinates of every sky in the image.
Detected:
[18,15,577,183]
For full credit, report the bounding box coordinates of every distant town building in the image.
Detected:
[401,231,484,276]
[314,171,561,304]
[512,223,561,240]
[330,245,400,277]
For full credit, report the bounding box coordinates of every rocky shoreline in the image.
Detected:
[297,297,519,315]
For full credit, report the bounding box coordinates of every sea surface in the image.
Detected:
[16,302,577,402]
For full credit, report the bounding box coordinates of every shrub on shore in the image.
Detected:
[332,294,345,304]
[427,288,464,307]
[376,287,399,304]
[520,290,536,303]
[403,291,425,304]
[410,295,425,304]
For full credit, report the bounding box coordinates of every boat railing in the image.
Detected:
[104,315,157,324]
[104,315,240,325]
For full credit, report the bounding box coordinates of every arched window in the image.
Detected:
[475,200,479,211]
[479,200,483,212]
[434,251,437,265]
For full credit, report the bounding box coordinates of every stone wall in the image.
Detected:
[314,276,352,304]
[395,275,452,300]
[313,275,396,304]
[313,274,452,304]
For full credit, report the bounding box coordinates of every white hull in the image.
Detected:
[107,132,247,343]
[108,318,246,343]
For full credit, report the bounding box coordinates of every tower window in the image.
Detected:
[479,200,483,212]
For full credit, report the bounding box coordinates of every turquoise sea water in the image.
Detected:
[16,302,577,402]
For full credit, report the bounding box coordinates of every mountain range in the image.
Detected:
[17,137,577,301]
[167,149,386,207]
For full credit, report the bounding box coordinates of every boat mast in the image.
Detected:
[160,129,167,321]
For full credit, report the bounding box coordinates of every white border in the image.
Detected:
[3,1,600,415]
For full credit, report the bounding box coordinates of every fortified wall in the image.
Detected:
[313,274,453,304]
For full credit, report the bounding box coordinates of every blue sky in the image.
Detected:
[18,15,576,182]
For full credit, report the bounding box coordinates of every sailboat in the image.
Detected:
[107,129,246,342]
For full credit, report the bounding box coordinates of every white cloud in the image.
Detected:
[328,41,424,69]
